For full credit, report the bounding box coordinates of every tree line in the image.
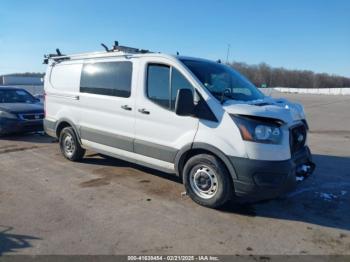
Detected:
[2,65,350,89]
[228,62,350,89]
[2,72,45,77]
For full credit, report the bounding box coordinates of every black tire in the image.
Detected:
[59,127,85,161]
[182,154,233,208]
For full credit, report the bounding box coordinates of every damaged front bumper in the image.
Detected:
[230,146,315,203]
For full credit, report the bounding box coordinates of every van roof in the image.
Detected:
[45,42,220,64]
[45,48,216,65]
[46,50,165,63]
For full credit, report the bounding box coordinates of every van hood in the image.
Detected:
[222,96,305,124]
[0,103,44,114]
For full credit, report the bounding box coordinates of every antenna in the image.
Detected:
[226,44,231,64]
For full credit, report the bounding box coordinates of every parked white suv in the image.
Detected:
[44,43,315,208]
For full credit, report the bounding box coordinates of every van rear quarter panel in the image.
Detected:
[50,63,82,92]
[45,62,83,128]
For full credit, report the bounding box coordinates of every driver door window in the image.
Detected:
[170,68,193,110]
[147,64,193,111]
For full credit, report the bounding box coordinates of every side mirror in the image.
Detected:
[175,89,194,116]
[34,94,42,103]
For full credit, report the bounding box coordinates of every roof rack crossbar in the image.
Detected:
[43,48,69,64]
[111,41,149,54]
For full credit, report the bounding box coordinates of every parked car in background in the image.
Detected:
[0,86,44,135]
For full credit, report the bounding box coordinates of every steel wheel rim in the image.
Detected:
[62,133,75,157]
[189,165,218,199]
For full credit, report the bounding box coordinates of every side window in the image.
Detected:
[147,64,170,108]
[147,64,194,110]
[170,68,193,110]
[80,61,132,98]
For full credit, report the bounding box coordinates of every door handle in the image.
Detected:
[121,105,132,111]
[138,108,150,115]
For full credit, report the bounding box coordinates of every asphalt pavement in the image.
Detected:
[0,93,349,255]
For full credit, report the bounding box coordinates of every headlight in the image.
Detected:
[231,114,283,144]
[0,110,18,119]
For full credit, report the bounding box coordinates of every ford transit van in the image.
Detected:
[44,43,315,208]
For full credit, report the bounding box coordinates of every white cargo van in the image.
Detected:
[44,43,315,208]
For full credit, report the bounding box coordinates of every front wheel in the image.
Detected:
[182,154,233,208]
[59,127,85,161]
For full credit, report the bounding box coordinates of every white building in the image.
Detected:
[1,75,43,85]
[0,75,44,95]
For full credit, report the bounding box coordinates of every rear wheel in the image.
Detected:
[183,154,233,208]
[59,127,85,161]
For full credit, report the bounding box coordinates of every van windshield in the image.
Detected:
[180,59,264,103]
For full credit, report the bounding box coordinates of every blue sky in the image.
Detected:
[0,0,349,77]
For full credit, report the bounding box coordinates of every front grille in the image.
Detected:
[19,113,44,121]
[290,123,307,155]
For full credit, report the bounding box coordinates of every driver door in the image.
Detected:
[133,57,199,169]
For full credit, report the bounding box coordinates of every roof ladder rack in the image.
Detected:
[110,41,149,53]
[43,49,69,64]
[99,41,150,54]
[43,41,151,64]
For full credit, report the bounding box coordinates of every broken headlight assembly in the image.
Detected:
[231,114,283,144]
